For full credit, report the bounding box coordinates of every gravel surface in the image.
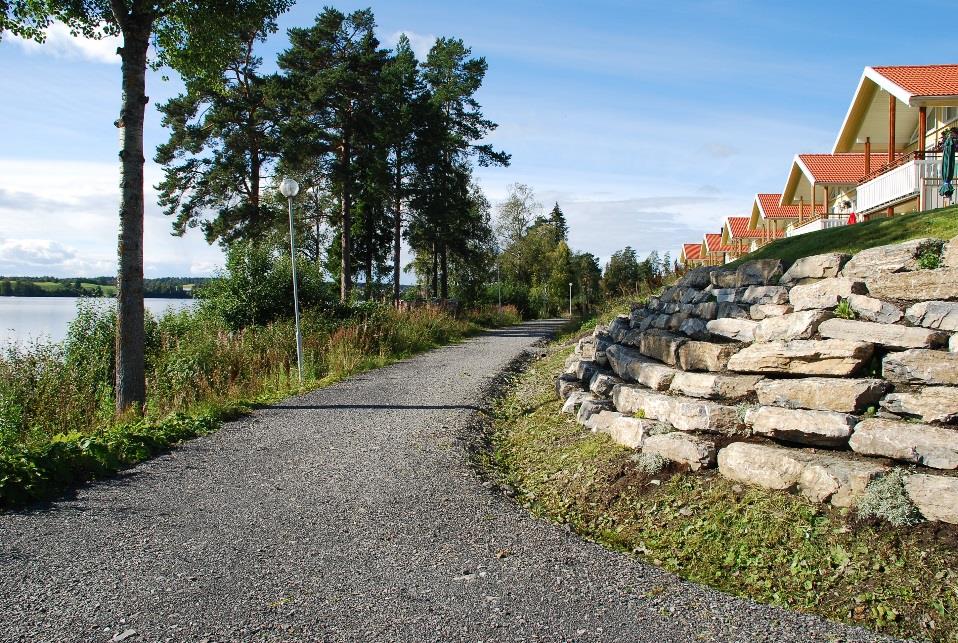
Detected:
[0,320,892,642]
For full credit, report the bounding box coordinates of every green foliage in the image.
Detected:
[916,239,945,270]
[490,346,958,641]
[834,298,857,320]
[601,246,667,299]
[856,471,923,527]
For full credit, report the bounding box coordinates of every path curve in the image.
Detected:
[0,320,887,642]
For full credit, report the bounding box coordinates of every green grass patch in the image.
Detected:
[729,206,958,268]
[490,346,958,641]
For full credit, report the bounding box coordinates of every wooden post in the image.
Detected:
[918,106,927,159]
[810,182,816,222]
[888,93,896,164]
[864,136,871,175]
[822,185,829,216]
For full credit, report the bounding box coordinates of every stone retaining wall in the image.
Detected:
[557,236,958,524]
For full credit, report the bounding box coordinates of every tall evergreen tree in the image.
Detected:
[547,202,569,242]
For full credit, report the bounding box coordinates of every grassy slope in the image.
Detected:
[729,205,958,267]
[490,347,958,642]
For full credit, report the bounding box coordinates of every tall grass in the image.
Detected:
[0,300,518,506]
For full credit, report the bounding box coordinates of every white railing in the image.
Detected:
[785,215,849,238]
[857,157,940,214]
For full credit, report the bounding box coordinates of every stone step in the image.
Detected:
[642,432,716,471]
[754,377,888,413]
[881,387,958,424]
[717,441,887,508]
[818,318,949,350]
[849,418,958,469]
[745,406,856,447]
[669,371,763,400]
[727,339,874,376]
[611,384,745,435]
[867,267,958,302]
[905,474,958,524]
[753,309,832,343]
[883,349,958,385]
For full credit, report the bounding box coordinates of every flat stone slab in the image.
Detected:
[611,385,744,435]
[867,268,958,302]
[850,418,958,469]
[753,309,832,343]
[706,318,758,343]
[789,277,867,311]
[642,433,716,471]
[840,238,933,280]
[717,442,887,507]
[676,341,741,372]
[669,371,763,400]
[561,390,590,415]
[745,406,856,447]
[881,387,958,424]
[589,411,668,448]
[905,300,958,332]
[589,371,621,398]
[883,349,958,385]
[755,377,888,413]
[638,330,687,366]
[709,260,783,289]
[818,318,949,350]
[576,396,613,426]
[749,303,792,320]
[738,286,789,306]
[727,339,874,376]
[905,474,958,524]
[780,253,850,285]
[846,294,902,324]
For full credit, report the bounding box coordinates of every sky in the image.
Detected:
[0,0,954,278]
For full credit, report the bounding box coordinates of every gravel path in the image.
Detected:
[1,320,889,642]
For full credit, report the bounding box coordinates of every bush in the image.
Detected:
[834,298,857,320]
[855,470,923,527]
[915,239,945,270]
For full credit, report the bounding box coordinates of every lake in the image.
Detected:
[0,297,197,348]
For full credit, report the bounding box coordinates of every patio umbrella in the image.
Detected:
[940,129,956,198]
[847,212,857,225]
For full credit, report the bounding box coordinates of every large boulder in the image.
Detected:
[880,387,958,424]
[727,339,874,376]
[846,294,903,324]
[780,253,850,285]
[678,316,711,341]
[638,330,687,366]
[561,390,591,415]
[905,301,958,332]
[555,373,584,400]
[575,358,598,383]
[576,396,614,426]
[717,442,886,507]
[608,315,631,343]
[710,259,783,288]
[738,286,789,306]
[818,318,949,350]
[611,385,744,434]
[589,411,666,448]
[867,268,958,302]
[850,418,958,469]
[755,377,888,413]
[944,235,958,269]
[642,433,716,471]
[669,371,763,400]
[749,303,792,320]
[745,406,856,447]
[717,302,750,320]
[753,309,832,343]
[789,277,867,311]
[676,340,741,372]
[612,385,675,422]
[605,344,675,391]
[589,371,621,398]
[841,238,934,280]
[706,318,758,343]
[905,474,958,524]
[883,349,958,385]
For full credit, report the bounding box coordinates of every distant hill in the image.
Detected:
[0,276,212,298]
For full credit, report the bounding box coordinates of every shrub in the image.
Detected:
[834,298,857,320]
[915,239,945,270]
[855,470,923,527]
[631,451,667,475]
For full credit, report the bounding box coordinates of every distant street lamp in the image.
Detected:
[280,177,304,384]
[568,282,573,317]
[497,263,501,311]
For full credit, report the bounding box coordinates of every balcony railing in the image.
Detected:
[785,214,849,238]
[857,151,943,214]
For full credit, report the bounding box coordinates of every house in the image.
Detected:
[679,243,703,267]
[701,232,734,266]
[747,193,813,246]
[721,216,765,256]
[833,64,958,217]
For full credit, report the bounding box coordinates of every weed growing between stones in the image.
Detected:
[630,452,667,475]
[833,298,857,320]
[490,344,958,641]
[855,471,923,528]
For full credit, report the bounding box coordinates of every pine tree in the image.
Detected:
[547,202,568,241]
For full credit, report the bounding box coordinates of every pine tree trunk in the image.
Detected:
[114,14,151,413]
[393,151,401,305]
[364,205,373,300]
[431,242,438,299]
[340,136,352,301]
[440,242,449,300]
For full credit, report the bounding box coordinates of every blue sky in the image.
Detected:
[0,0,952,277]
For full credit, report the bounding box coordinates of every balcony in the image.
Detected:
[857,151,947,214]
[785,214,850,238]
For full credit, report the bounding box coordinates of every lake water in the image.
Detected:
[0,297,196,348]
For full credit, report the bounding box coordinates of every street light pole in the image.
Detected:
[497,263,501,311]
[280,178,303,384]
[569,281,573,317]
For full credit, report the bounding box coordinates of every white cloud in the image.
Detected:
[0,238,113,275]
[386,30,436,60]
[6,22,121,65]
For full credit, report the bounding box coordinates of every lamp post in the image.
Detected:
[497,263,501,312]
[568,282,573,317]
[280,177,303,384]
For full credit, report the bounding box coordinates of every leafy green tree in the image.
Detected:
[278,8,386,301]
[2,0,292,411]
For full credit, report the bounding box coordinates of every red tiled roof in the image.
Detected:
[872,64,958,97]
[797,153,890,184]
[725,216,763,239]
[682,243,701,261]
[704,233,732,253]
[756,193,822,219]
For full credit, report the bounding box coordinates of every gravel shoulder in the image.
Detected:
[0,320,888,642]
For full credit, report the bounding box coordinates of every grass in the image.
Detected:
[729,205,958,268]
[489,344,958,642]
[0,301,523,507]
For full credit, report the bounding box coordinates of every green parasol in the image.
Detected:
[940,128,956,198]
